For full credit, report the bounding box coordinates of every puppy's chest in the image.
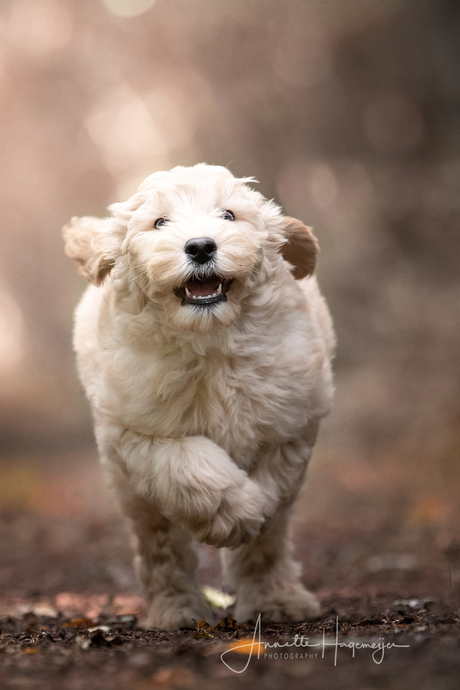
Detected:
[115,349,307,462]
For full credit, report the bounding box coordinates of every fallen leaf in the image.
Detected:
[409,496,449,525]
[224,638,265,655]
[193,630,212,639]
[202,586,235,609]
[64,617,94,628]
[210,616,238,632]
[136,666,195,688]
[87,625,111,633]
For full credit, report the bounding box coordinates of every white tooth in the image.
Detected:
[192,295,197,300]
[212,293,217,297]
[217,283,222,295]
[185,287,192,298]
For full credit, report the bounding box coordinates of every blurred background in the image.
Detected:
[0,0,459,612]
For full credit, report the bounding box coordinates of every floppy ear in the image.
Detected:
[281,216,319,279]
[63,216,120,286]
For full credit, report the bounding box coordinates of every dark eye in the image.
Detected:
[221,210,235,221]
[154,217,168,229]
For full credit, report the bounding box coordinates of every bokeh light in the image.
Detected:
[101,0,156,18]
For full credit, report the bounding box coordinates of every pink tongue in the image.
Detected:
[186,279,220,297]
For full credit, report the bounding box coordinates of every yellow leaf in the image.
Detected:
[224,638,265,655]
[64,617,94,628]
[202,586,235,609]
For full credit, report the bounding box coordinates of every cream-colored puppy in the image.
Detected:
[63,164,335,630]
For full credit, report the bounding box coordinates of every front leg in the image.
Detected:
[222,428,321,623]
[100,427,265,549]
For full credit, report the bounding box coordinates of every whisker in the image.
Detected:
[128,270,149,284]
[129,262,151,271]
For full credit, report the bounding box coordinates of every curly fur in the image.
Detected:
[63,163,335,630]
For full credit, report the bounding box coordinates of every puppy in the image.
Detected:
[63,164,335,630]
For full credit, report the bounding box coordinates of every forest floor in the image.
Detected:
[0,449,459,689]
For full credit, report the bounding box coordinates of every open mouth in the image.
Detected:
[174,275,233,307]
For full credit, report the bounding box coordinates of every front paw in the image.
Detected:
[150,436,266,548]
[190,478,265,549]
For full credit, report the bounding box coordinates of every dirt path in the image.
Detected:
[1,594,459,690]
[0,453,459,689]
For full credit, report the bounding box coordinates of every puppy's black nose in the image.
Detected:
[184,237,217,264]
